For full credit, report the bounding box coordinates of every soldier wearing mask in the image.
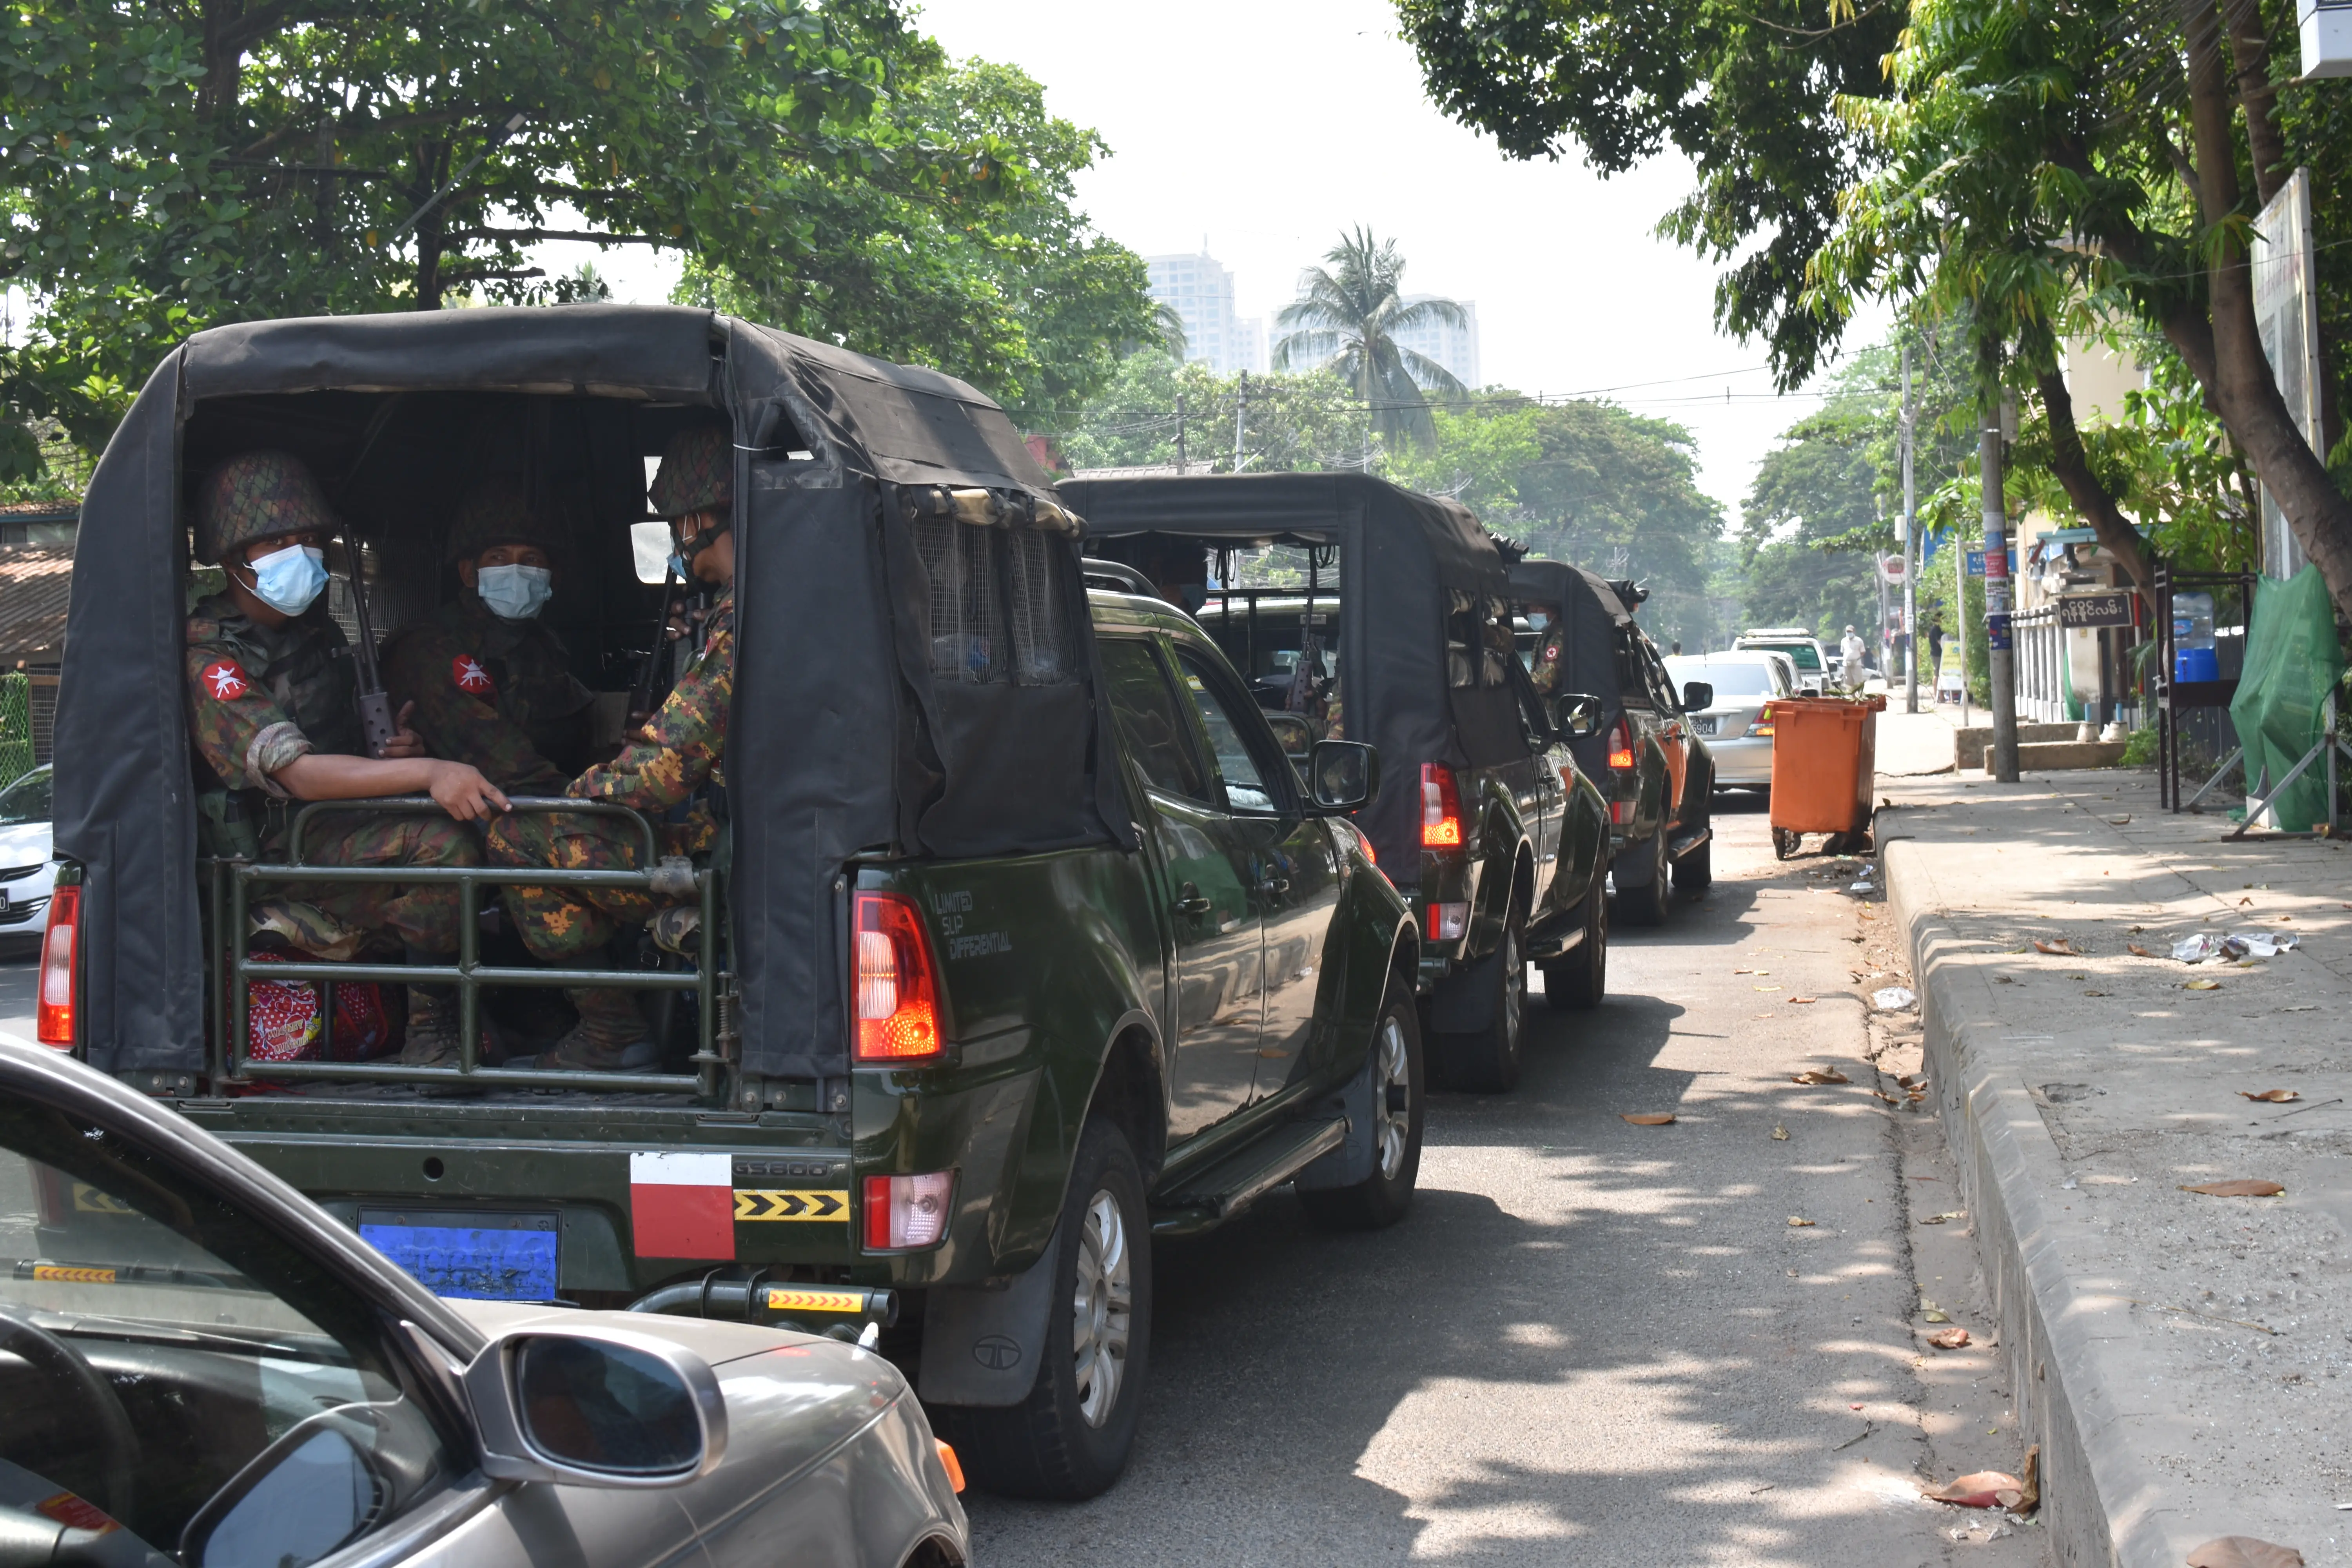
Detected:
[185,450,508,1067]
[486,425,736,1072]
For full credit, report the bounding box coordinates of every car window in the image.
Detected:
[1100,638,1212,804]
[1667,660,1773,697]
[1174,650,1284,815]
[0,768,49,826]
[1612,629,1653,710]
[0,1096,459,1568]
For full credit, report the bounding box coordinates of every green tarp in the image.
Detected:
[2228,566,2345,832]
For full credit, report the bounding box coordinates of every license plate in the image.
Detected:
[1690,716,1719,736]
[358,1209,560,1301]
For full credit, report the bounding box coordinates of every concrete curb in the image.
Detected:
[1884,835,2187,1568]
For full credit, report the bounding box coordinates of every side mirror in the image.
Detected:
[1679,681,1714,713]
[181,1409,390,1568]
[1263,712,1316,764]
[463,1327,728,1488]
[1552,693,1604,739]
[1307,740,1379,813]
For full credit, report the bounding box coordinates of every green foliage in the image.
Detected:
[2120,724,2159,766]
[1056,354,1372,475]
[1273,228,1469,449]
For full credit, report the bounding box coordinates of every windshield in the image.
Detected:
[1746,639,1822,670]
[1668,659,1775,697]
[0,767,50,826]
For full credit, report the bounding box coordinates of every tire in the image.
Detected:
[1614,827,1670,927]
[1443,916,1527,1093]
[1673,833,1712,893]
[935,1117,1152,1501]
[1299,974,1424,1230]
[1542,874,1608,1011]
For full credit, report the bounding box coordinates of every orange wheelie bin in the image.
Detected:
[1768,692,1886,859]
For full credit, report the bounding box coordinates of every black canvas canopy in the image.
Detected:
[1509,559,1639,778]
[1056,472,1518,876]
[54,305,1128,1079]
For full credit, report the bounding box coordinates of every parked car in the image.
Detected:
[1510,561,1714,927]
[1663,652,1792,792]
[0,1039,971,1568]
[1733,628,1830,694]
[43,307,1424,1505]
[0,764,53,956]
[1063,472,1613,1092]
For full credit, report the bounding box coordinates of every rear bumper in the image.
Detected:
[1705,735,1772,785]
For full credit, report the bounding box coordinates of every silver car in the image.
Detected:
[1664,652,1792,789]
[0,1043,970,1568]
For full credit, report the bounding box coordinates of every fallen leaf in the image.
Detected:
[1921,1308,1951,1323]
[1754,984,1783,992]
[2180,1179,2285,1197]
[2185,978,2223,990]
[2006,1446,2041,1515]
[1787,1216,1815,1227]
[2186,1538,2306,1568]
[2033,938,2077,955]
[1896,1073,1923,1089]
[1920,1210,1966,1225]
[1927,1326,1971,1348]
[2238,1089,2302,1103]
[1789,995,1818,1004]
[1791,1068,1851,1085]
[1924,1469,2021,1507]
[1771,1125,1789,1140]
[2129,943,2155,957]
[1907,1090,1926,1102]
[1872,1089,1899,1104]
[1621,1112,1675,1126]
[2109,814,2131,824]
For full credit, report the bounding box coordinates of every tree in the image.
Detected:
[1273,228,1468,451]
[1056,353,1370,475]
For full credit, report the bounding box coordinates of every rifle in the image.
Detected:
[335,396,407,758]
[632,565,681,721]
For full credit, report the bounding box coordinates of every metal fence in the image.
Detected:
[2010,606,2146,730]
[0,672,32,788]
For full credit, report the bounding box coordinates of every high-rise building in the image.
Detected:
[1272,283,1481,390]
[1145,249,1267,376]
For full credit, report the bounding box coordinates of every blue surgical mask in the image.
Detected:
[1528,612,1550,632]
[248,543,328,616]
[666,552,690,581]
[477,563,554,620]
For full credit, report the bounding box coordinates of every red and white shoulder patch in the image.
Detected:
[200,660,250,701]
[452,655,496,697]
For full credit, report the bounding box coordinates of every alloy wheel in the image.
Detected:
[1071,1187,1133,1428]
[1374,1013,1412,1180]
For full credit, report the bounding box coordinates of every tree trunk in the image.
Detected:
[2223,0,2287,207]
[411,142,446,311]
[2035,368,2157,599]
[2181,0,2352,610]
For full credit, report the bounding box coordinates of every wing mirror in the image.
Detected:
[463,1326,728,1488]
[1679,681,1714,713]
[1552,693,1605,740]
[1307,740,1379,813]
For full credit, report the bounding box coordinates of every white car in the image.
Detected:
[1664,653,1793,789]
[0,766,53,953]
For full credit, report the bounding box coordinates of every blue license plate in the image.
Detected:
[359,1209,560,1301]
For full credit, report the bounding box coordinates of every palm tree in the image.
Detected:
[1154,301,1189,362]
[1273,227,1468,452]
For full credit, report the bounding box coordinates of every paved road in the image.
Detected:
[0,957,33,1044]
[966,797,2047,1566]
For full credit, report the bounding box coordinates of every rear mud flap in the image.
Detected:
[1611,834,1661,889]
[1427,942,1501,1034]
[1292,1051,1376,1192]
[917,1221,1065,1408]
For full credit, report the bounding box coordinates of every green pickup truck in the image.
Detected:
[38,308,1423,1501]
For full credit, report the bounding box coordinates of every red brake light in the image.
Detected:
[36,883,78,1048]
[863,1172,954,1250]
[1420,764,1463,849]
[853,892,943,1063]
[1606,718,1636,771]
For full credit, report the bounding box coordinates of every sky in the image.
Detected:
[553,0,1891,524]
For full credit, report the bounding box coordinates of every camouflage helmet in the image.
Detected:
[196,451,337,565]
[646,425,733,520]
[445,475,563,564]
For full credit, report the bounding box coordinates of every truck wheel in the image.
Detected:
[1615,829,1670,927]
[1542,875,1608,1011]
[940,1117,1152,1501]
[1673,834,1712,893]
[1444,917,1526,1093]
[1300,975,1423,1230]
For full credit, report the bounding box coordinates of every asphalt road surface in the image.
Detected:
[0,956,33,1044]
[967,795,2049,1566]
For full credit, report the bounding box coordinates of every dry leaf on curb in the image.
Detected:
[1621,1113,1675,1126]
[2033,938,2077,955]
[2185,979,2224,990]
[1771,1125,1789,1140]
[2129,943,2156,957]
[1754,984,1783,992]
[1896,1073,1923,1089]
[1923,1470,2020,1508]
[2238,895,2253,906]
[2238,1089,2301,1103]
[2186,1538,2306,1568]
[1787,1216,1816,1227]
[1872,1089,1899,1104]
[1920,1210,1966,1225]
[1791,1068,1851,1085]
[1789,995,1819,1005]
[1921,1308,1951,1322]
[2181,1179,2286,1198]
[1927,1327,1971,1349]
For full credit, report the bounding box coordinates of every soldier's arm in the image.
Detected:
[388,627,556,783]
[569,618,733,810]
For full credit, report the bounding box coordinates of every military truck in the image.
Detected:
[36,307,1423,1501]
[1058,474,1612,1092]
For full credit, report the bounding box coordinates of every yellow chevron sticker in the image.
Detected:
[733,1189,848,1222]
[762,1286,867,1314]
[32,1265,116,1283]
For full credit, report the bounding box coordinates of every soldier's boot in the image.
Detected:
[532,986,657,1073]
[398,983,462,1068]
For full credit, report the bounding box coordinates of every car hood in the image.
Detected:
[0,822,52,867]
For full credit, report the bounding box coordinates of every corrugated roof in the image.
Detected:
[0,499,80,521]
[0,543,73,665]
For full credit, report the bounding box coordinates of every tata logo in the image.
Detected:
[972,1334,1022,1372]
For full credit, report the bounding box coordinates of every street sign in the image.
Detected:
[1964,547,2019,578]
[2056,591,2135,629]
[1880,554,1906,582]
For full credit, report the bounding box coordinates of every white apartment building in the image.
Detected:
[1145,249,1267,376]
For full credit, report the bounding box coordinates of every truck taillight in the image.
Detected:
[1747,704,1775,738]
[1426,901,1469,942]
[36,883,78,1049]
[1420,764,1463,849]
[853,892,943,1063]
[863,1172,954,1250]
[1606,718,1636,771]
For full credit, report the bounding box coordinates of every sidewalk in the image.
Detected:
[1878,762,2352,1566]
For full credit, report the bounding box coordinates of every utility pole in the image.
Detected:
[1233,371,1248,472]
[1983,383,2019,780]
[1902,345,1919,714]
[1175,394,1187,475]
[1956,494,1971,727]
